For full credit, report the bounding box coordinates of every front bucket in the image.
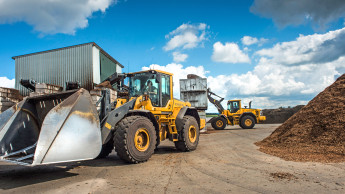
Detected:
[0,89,102,166]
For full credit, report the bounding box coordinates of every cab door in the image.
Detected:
[229,101,241,113]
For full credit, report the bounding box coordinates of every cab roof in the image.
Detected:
[128,69,173,76]
[228,100,241,102]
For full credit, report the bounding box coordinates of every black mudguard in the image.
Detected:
[127,109,160,146]
[176,107,200,132]
[100,98,136,144]
[208,116,217,123]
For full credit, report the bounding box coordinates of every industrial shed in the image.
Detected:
[13,42,124,96]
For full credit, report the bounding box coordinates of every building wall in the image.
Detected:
[100,52,117,81]
[15,44,94,96]
[92,46,101,84]
[116,64,122,73]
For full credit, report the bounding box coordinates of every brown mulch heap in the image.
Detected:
[262,105,304,124]
[256,74,345,163]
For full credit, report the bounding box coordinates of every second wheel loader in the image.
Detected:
[207,89,266,130]
[0,70,205,166]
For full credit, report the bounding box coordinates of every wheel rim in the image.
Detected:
[216,120,223,127]
[245,119,252,126]
[188,125,197,143]
[134,128,150,152]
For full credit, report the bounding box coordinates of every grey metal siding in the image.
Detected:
[180,78,208,110]
[15,44,93,96]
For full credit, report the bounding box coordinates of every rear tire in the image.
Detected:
[240,115,255,129]
[211,116,227,130]
[175,116,200,152]
[114,116,156,163]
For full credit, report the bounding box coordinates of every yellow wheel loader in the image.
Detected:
[0,70,205,166]
[207,89,266,130]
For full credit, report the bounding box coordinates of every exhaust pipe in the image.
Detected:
[0,89,102,166]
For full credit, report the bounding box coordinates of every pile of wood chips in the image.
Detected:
[256,74,345,163]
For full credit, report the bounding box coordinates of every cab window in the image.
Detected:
[228,101,240,113]
[161,74,171,107]
[129,73,160,107]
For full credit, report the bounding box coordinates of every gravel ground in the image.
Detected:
[0,124,344,193]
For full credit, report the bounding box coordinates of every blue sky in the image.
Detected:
[0,0,345,111]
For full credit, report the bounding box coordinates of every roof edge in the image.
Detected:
[93,43,124,68]
[12,42,124,68]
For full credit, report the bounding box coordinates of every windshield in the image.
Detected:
[129,72,160,106]
[228,101,240,113]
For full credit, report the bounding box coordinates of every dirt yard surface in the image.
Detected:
[0,124,344,193]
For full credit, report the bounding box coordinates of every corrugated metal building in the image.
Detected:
[13,42,124,96]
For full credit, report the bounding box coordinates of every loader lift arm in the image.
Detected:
[102,72,127,92]
[20,79,36,92]
[207,88,225,114]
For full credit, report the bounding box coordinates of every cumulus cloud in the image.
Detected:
[163,23,208,51]
[250,0,345,29]
[227,28,345,98]
[220,28,345,103]
[256,27,345,66]
[143,60,343,111]
[0,0,115,35]
[241,36,268,46]
[0,77,15,88]
[172,52,188,63]
[144,28,345,111]
[212,42,251,64]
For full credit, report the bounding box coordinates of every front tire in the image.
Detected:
[175,116,200,152]
[211,116,227,130]
[96,139,114,159]
[114,116,156,163]
[240,115,255,129]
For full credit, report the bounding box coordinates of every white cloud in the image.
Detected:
[212,42,251,64]
[172,52,188,63]
[143,28,345,112]
[0,0,115,35]
[163,23,208,51]
[241,36,268,46]
[241,36,258,45]
[250,0,345,29]
[255,27,345,66]
[140,60,343,112]
[0,77,15,88]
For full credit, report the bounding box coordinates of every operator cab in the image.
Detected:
[128,70,172,107]
[227,100,241,113]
